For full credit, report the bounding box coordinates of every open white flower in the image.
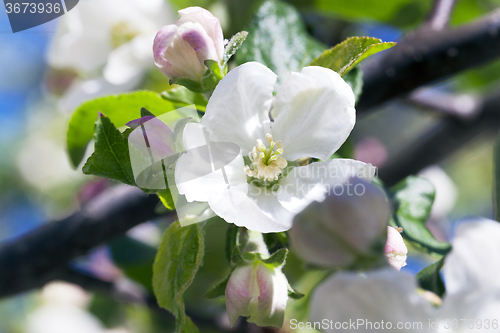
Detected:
[48,0,174,111]
[310,218,500,332]
[175,62,375,232]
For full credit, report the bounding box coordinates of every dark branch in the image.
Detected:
[425,0,457,31]
[0,185,175,298]
[379,89,500,186]
[358,9,500,113]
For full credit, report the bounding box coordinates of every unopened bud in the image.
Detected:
[385,226,408,270]
[153,7,224,84]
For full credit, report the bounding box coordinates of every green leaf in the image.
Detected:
[343,66,363,104]
[205,275,230,300]
[82,114,136,186]
[109,236,157,291]
[236,0,325,84]
[204,60,224,81]
[314,0,417,24]
[495,131,500,221]
[158,189,175,210]
[140,107,155,117]
[288,286,305,300]
[153,222,204,333]
[161,87,207,111]
[390,176,451,255]
[172,78,204,93]
[310,36,396,76]
[226,225,241,262]
[263,248,288,267]
[416,258,445,297]
[67,91,177,168]
[224,31,248,65]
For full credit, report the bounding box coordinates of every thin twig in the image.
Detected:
[425,0,457,31]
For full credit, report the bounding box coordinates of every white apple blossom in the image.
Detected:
[174,62,375,232]
[47,0,174,111]
[310,218,500,332]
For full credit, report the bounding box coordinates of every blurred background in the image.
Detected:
[0,0,499,331]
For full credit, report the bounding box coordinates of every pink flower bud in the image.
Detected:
[153,7,224,83]
[290,178,390,268]
[225,261,288,328]
[385,226,408,270]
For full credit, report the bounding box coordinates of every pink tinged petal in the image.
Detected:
[278,159,376,214]
[153,24,177,66]
[310,269,435,333]
[181,24,218,63]
[443,218,500,296]
[202,62,277,155]
[385,226,408,270]
[225,265,254,326]
[127,116,175,160]
[247,263,288,328]
[272,66,356,161]
[177,6,224,60]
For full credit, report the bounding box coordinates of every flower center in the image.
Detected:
[244,133,287,181]
[110,22,141,49]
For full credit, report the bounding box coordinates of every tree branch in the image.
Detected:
[358,9,500,113]
[0,185,176,298]
[379,89,500,186]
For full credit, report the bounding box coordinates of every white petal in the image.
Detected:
[278,159,375,213]
[175,152,247,203]
[248,264,288,328]
[104,34,153,85]
[310,269,435,333]
[225,265,254,326]
[202,62,276,155]
[272,66,355,161]
[443,218,500,296]
[208,184,294,233]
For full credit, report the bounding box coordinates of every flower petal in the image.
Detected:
[443,218,500,296]
[310,269,435,332]
[225,265,254,326]
[272,66,355,161]
[247,263,288,328]
[278,158,375,214]
[208,184,294,233]
[177,6,224,60]
[202,62,276,155]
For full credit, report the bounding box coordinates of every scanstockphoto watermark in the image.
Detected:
[247,177,373,198]
[289,319,424,331]
[290,318,500,330]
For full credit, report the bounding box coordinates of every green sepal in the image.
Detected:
[288,285,305,300]
[205,275,231,300]
[231,245,246,266]
[170,78,204,93]
[263,248,288,267]
[161,86,207,111]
